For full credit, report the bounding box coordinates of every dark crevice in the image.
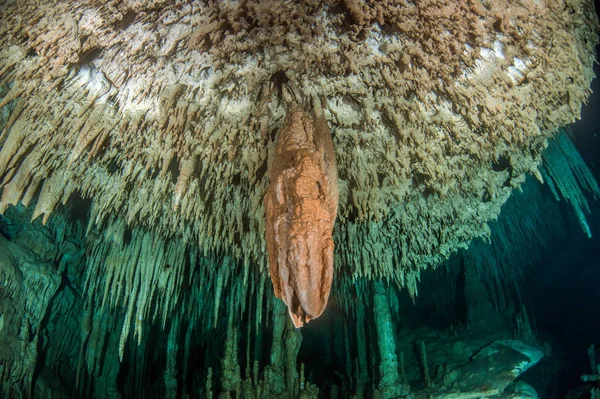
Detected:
[115,11,137,30]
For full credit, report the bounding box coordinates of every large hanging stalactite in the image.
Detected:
[265,91,339,327]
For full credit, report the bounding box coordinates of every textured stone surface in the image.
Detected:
[0,236,61,398]
[265,95,338,327]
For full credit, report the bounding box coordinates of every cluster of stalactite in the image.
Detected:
[436,129,600,324]
[0,132,593,396]
[0,0,598,397]
[0,199,549,397]
[540,129,600,237]
[0,0,597,319]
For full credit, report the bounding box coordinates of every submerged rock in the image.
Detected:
[432,340,543,399]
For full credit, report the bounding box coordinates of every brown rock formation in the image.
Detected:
[265,94,338,327]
